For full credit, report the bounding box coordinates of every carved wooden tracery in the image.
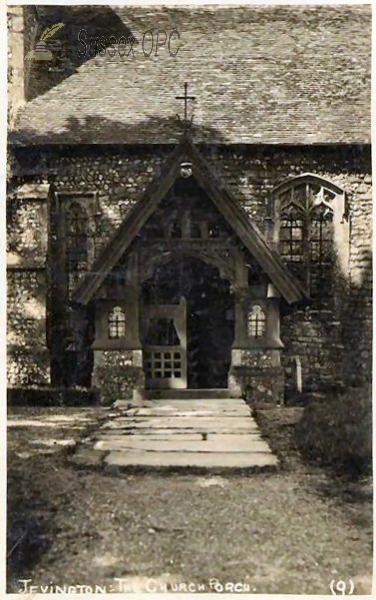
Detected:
[137,241,237,286]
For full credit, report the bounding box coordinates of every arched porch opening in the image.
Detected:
[140,256,235,389]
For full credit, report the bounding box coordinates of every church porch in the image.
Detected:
[84,157,299,404]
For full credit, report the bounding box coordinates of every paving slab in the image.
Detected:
[102,417,258,430]
[117,401,250,411]
[123,407,251,417]
[145,404,248,411]
[97,431,264,440]
[72,397,278,471]
[95,427,266,439]
[104,450,278,469]
[94,436,270,453]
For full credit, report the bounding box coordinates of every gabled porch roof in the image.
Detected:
[73,137,306,305]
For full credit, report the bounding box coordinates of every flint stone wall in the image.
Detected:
[8,144,372,395]
[91,349,144,404]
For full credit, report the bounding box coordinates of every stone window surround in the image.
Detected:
[271,173,349,296]
[93,299,136,350]
[234,288,284,351]
[56,191,98,272]
[271,173,348,245]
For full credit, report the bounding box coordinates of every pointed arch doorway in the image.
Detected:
[140,256,235,390]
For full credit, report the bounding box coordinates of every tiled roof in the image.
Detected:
[11,4,371,146]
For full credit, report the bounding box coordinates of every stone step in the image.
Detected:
[121,412,251,419]
[112,396,241,410]
[141,389,232,400]
[121,406,251,417]
[104,450,278,470]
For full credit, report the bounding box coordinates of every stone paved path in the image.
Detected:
[72,397,278,471]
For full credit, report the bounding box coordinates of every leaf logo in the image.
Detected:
[24,23,65,61]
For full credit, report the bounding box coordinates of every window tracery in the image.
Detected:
[108,306,126,339]
[275,175,346,298]
[247,305,266,338]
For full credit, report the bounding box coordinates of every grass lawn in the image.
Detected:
[7,405,373,595]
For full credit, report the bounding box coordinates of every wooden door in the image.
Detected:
[143,296,187,389]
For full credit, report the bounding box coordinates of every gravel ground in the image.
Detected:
[7,406,373,595]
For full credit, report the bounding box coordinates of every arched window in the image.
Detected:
[247,305,266,338]
[66,202,88,272]
[274,174,346,298]
[108,306,126,339]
